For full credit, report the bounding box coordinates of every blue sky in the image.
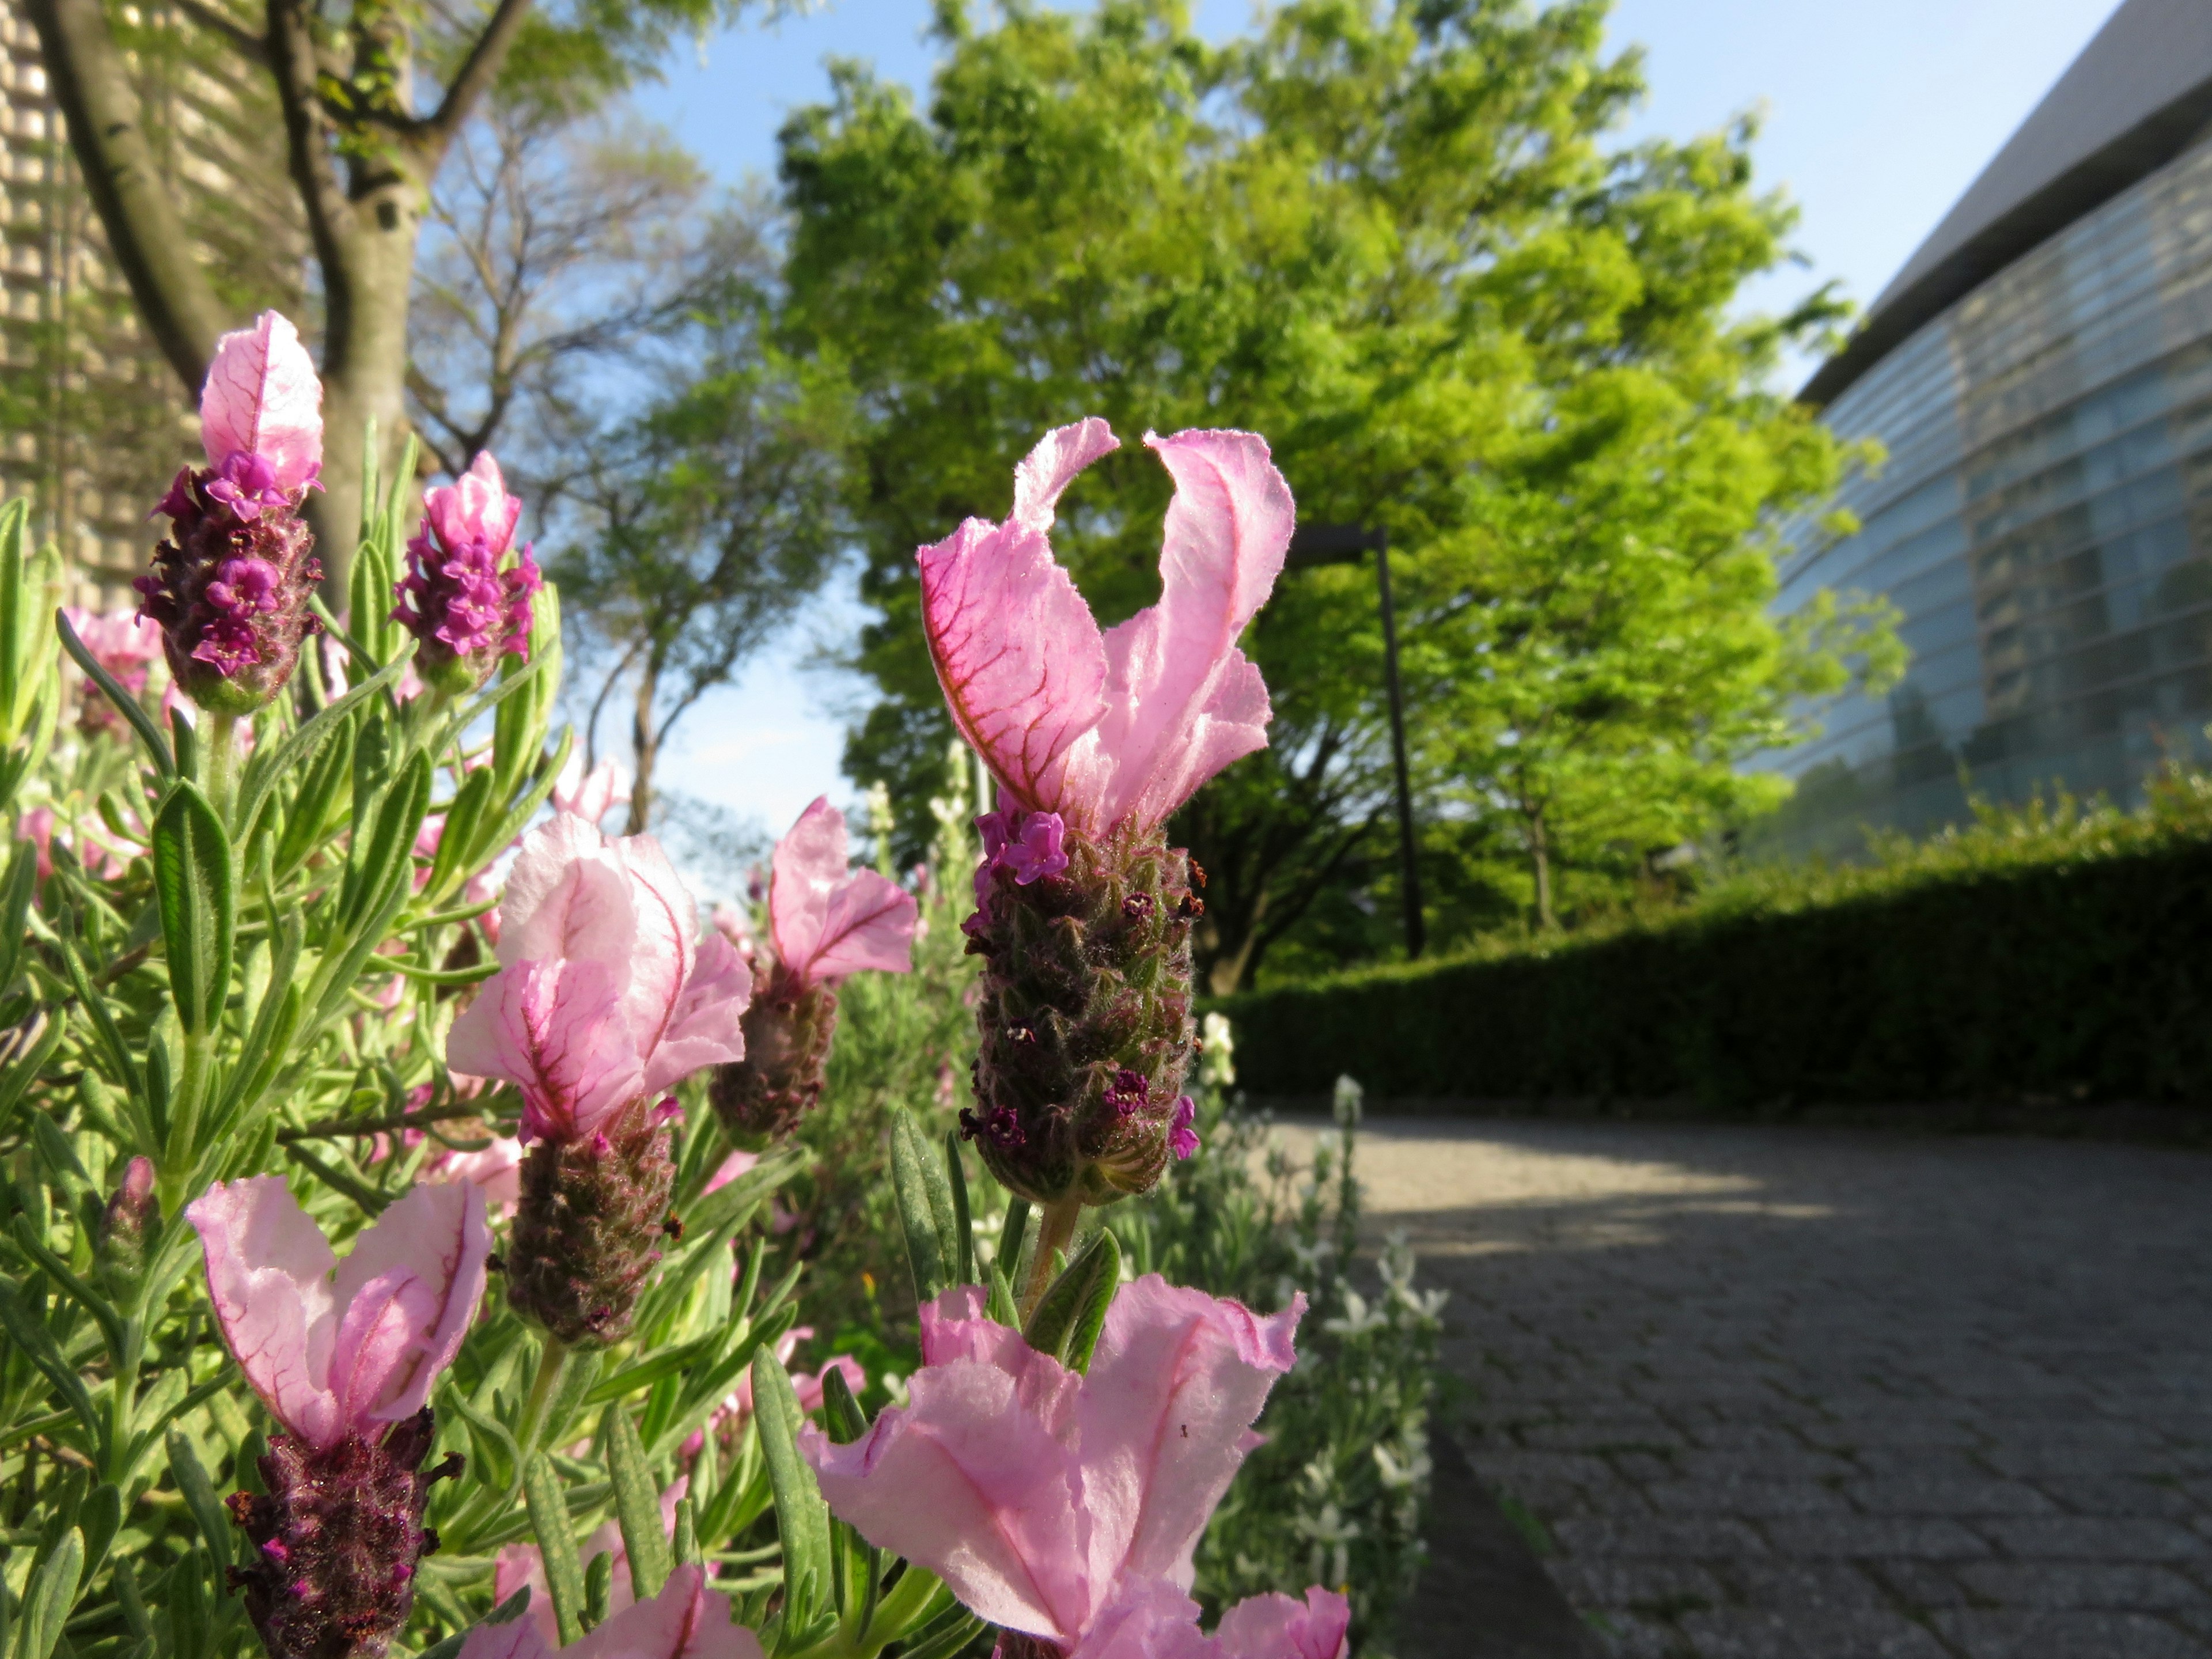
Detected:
[626,0,2124,873]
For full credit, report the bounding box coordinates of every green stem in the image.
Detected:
[1021,1196,1083,1318]
[204,710,238,825]
[514,1334,571,1464]
[158,1029,214,1214]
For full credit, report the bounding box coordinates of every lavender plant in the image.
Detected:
[1,370,1374,1659]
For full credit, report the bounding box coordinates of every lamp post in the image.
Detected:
[1286,522,1425,960]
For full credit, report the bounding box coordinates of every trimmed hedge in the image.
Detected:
[1213,837,2212,1109]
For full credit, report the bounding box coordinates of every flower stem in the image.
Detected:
[204,710,239,825]
[1021,1196,1084,1317]
[514,1334,571,1464]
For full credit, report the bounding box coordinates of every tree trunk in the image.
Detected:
[1526,803,1556,932]
[25,0,227,393]
[626,654,661,835]
[312,173,426,605]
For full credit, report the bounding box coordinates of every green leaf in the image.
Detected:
[343,748,432,934]
[54,606,171,777]
[78,1483,122,1580]
[0,1006,63,1140]
[750,1349,834,1640]
[0,1276,100,1449]
[523,1452,587,1647]
[889,1113,952,1307]
[422,764,497,906]
[944,1130,975,1285]
[166,1429,232,1578]
[151,781,234,1036]
[671,1498,700,1569]
[603,1403,672,1603]
[583,1550,615,1632]
[1022,1228,1121,1372]
[13,1526,83,1659]
[818,1365,868,1446]
[997,1197,1029,1286]
[986,1260,1021,1328]
[0,835,37,994]
[683,1145,806,1237]
[268,711,357,879]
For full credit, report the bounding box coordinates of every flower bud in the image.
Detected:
[95,1154,160,1291]
[226,1408,462,1659]
[135,313,324,716]
[506,1097,679,1349]
[391,453,541,695]
[956,816,1198,1208]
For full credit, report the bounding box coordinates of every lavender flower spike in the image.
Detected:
[393,452,543,694]
[135,312,325,715]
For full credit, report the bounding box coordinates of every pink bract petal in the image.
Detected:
[1078,1275,1302,1593]
[1068,430,1292,832]
[768,798,916,988]
[459,1615,552,1659]
[703,1149,760,1194]
[1213,1589,1351,1659]
[187,1176,489,1449]
[434,1135,527,1218]
[641,931,752,1097]
[553,755,632,826]
[800,1359,1092,1641]
[185,1176,341,1447]
[325,1180,493,1425]
[568,1564,761,1659]
[199,312,323,490]
[428,452,524,555]
[917,425,1111,816]
[448,957,644,1142]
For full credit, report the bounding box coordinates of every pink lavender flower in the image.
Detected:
[393,453,543,695]
[186,1177,490,1659]
[60,604,163,733]
[923,423,1291,1210]
[459,1564,762,1659]
[1168,1096,1200,1161]
[135,312,325,715]
[800,1274,1341,1659]
[709,797,915,1146]
[919,421,1291,839]
[553,755,633,828]
[446,815,751,1346]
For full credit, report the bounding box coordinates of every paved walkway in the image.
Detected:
[1279,1118,2212,1659]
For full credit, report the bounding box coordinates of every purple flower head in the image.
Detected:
[393,453,542,695]
[974,807,1071,907]
[1169,1095,1200,1161]
[135,312,324,716]
[1106,1068,1149,1119]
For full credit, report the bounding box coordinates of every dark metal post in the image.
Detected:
[1286,522,1424,960]
[1370,529,1424,959]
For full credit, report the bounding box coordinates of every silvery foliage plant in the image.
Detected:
[0,353,1361,1659]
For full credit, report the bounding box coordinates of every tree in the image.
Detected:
[779,0,1892,986]
[408,100,725,486]
[552,267,854,835]
[26,0,762,589]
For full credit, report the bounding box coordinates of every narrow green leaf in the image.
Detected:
[671,1498,700,1569]
[683,1145,806,1237]
[151,781,234,1036]
[582,1551,615,1632]
[889,1114,950,1307]
[166,1429,232,1577]
[896,1609,987,1659]
[0,836,37,993]
[750,1349,833,1638]
[54,607,171,778]
[944,1130,975,1286]
[986,1261,1021,1329]
[522,1453,586,1647]
[14,1527,83,1659]
[818,1365,868,1446]
[0,1277,100,1448]
[997,1197,1029,1285]
[0,1006,63,1139]
[1023,1228,1122,1370]
[78,1483,121,1579]
[602,1404,671,1603]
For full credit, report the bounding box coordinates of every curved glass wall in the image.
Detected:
[1756,133,2212,859]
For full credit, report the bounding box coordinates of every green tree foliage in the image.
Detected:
[779,0,1897,986]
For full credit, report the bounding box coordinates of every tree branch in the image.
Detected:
[167,0,268,60]
[264,0,351,261]
[416,0,538,156]
[25,0,228,393]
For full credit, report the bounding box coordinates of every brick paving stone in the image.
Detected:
[1926,1609,2212,1657]
[1675,1606,1951,1659]
[1971,1516,2208,1562]
[1285,1118,2212,1646]
[1952,1562,2212,1612]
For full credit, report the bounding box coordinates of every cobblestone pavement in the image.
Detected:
[1278,1118,2212,1659]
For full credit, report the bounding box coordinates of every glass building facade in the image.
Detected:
[1759,132,2212,858]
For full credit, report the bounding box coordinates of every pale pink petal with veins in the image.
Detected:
[199,312,323,490]
[768,798,916,988]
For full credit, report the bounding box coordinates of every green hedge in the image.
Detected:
[1213,836,2212,1109]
